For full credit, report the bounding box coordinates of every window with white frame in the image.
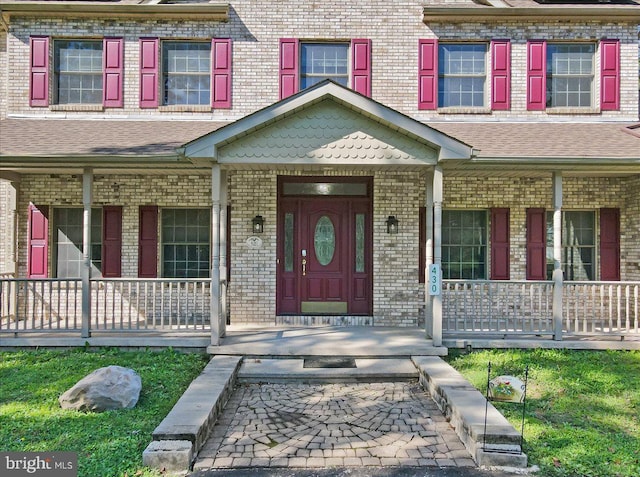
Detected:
[300,43,349,89]
[53,208,102,278]
[162,41,211,105]
[546,44,595,108]
[161,209,210,278]
[438,43,487,108]
[546,211,595,280]
[54,40,103,104]
[442,210,487,279]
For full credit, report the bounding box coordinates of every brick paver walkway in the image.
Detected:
[193,382,475,470]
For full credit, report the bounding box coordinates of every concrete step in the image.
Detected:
[237,357,419,383]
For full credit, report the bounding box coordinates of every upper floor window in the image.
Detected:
[29,36,123,108]
[527,40,618,111]
[546,44,595,108]
[300,43,349,89]
[438,43,487,108]
[162,41,211,106]
[419,39,510,111]
[54,40,103,104]
[279,38,371,99]
[139,38,232,109]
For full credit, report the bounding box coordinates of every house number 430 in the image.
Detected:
[428,264,441,296]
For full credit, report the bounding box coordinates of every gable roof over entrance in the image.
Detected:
[181,81,474,167]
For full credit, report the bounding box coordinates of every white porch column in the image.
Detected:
[432,166,443,347]
[81,168,93,338]
[210,165,222,346]
[552,172,564,341]
[219,169,228,338]
[6,179,19,275]
[424,171,434,339]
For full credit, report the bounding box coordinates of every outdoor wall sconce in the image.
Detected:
[386,215,399,234]
[252,215,264,234]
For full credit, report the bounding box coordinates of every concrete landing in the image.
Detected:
[238,358,419,383]
[209,325,448,357]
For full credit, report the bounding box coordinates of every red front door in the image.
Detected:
[277,179,372,315]
[300,199,349,313]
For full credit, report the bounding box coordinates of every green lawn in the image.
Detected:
[2,348,639,477]
[0,348,209,477]
[447,349,640,477]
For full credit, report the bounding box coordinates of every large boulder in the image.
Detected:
[59,365,142,412]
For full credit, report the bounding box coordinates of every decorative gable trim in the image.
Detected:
[182,81,473,162]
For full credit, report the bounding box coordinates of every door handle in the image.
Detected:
[302,258,307,276]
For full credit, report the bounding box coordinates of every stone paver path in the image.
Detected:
[193,382,475,470]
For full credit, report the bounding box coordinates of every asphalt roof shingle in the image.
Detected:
[1,118,638,162]
[0,119,225,157]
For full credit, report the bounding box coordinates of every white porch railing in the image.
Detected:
[442,280,554,336]
[563,282,640,336]
[3,277,639,339]
[0,278,82,332]
[0,278,211,334]
[442,280,640,338]
[91,279,211,331]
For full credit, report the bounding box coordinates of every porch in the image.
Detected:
[1,276,638,350]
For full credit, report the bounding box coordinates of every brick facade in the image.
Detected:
[13,171,634,326]
[1,1,638,328]
[1,1,637,120]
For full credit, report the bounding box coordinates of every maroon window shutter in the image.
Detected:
[351,39,372,97]
[490,208,510,280]
[102,206,122,278]
[27,204,49,278]
[103,37,124,107]
[491,40,510,110]
[526,208,547,280]
[138,206,158,278]
[30,36,50,107]
[418,39,438,110]
[279,38,299,99]
[527,40,546,111]
[600,208,620,281]
[600,39,620,111]
[139,38,159,108]
[212,38,232,109]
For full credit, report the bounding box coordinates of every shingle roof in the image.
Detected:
[430,122,640,159]
[0,119,226,157]
[1,118,638,163]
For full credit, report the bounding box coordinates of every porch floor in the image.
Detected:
[209,325,447,357]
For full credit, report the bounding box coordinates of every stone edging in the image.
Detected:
[412,356,528,468]
[143,355,243,472]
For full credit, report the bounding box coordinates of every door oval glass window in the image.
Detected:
[314,216,335,266]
